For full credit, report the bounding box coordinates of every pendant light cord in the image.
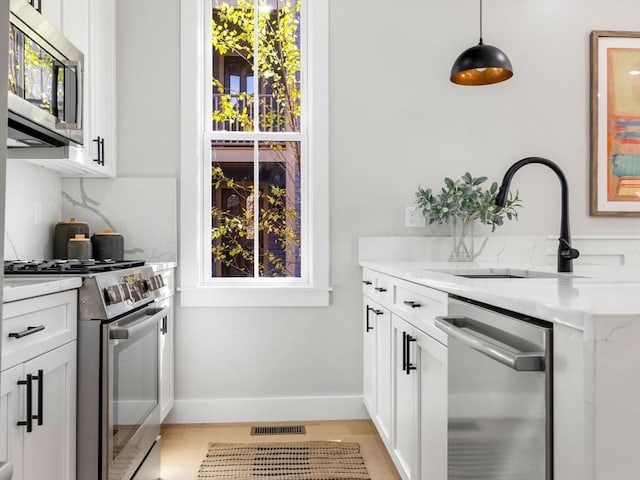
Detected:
[479,0,484,45]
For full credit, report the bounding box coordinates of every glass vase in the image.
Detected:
[449,218,476,262]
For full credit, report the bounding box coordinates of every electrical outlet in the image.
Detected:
[405,206,426,227]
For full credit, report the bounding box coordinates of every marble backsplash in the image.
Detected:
[4,159,63,260]
[62,177,177,262]
[359,235,640,267]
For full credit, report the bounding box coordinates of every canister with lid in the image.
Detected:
[91,229,124,261]
[54,218,90,259]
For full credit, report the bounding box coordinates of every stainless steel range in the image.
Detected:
[5,260,168,480]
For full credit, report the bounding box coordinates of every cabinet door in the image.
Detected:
[375,304,392,444]
[363,301,378,416]
[38,0,62,29]
[417,330,447,480]
[0,364,25,480]
[22,341,76,480]
[392,316,418,480]
[88,0,116,176]
[363,299,392,446]
[160,298,175,421]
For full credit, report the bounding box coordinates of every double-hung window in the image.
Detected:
[179,0,329,306]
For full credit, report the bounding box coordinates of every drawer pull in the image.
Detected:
[403,300,422,308]
[374,287,387,292]
[8,325,45,339]
[17,374,33,432]
[362,280,373,285]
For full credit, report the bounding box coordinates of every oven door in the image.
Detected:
[102,305,168,480]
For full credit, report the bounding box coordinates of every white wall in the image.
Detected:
[114,0,640,422]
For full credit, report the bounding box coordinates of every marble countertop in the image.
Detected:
[2,277,83,303]
[148,261,177,271]
[360,260,640,330]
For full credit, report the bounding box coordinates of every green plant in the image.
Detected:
[415,172,522,232]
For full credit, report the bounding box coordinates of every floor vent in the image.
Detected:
[250,425,306,436]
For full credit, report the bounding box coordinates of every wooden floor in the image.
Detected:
[160,419,402,480]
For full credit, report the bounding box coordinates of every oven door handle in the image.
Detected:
[109,306,169,340]
[434,316,545,372]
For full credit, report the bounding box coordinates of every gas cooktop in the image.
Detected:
[4,259,145,275]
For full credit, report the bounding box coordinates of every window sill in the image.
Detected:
[177,285,332,307]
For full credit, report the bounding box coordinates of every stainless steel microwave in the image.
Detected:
[7,0,83,147]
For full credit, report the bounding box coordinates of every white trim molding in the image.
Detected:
[164,395,368,424]
[179,0,330,307]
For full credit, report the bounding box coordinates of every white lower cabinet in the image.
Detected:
[392,317,419,480]
[0,290,77,480]
[417,328,447,480]
[159,296,175,421]
[362,269,448,480]
[362,299,392,445]
[0,342,76,480]
[154,264,177,422]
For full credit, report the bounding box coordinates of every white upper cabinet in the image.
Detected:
[87,0,116,177]
[33,0,62,29]
[62,0,116,177]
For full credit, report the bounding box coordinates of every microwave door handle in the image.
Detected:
[434,316,545,372]
[109,306,170,340]
[58,59,83,131]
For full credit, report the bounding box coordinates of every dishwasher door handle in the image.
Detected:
[434,316,545,372]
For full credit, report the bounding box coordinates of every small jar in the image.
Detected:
[67,234,92,260]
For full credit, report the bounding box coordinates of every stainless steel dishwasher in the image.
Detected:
[435,296,552,480]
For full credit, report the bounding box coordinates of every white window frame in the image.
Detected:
[178,0,329,307]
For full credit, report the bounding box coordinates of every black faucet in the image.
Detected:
[495,157,580,273]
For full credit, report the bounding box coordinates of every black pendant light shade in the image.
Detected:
[450,0,513,86]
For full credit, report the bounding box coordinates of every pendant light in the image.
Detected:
[450,0,513,86]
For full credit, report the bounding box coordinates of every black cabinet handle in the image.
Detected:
[34,369,43,426]
[405,334,416,374]
[93,136,105,166]
[8,325,45,339]
[403,300,422,309]
[362,280,372,285]
[365,306,373,332]
[28,0,41,13]
[17,374,33,432]
[402,331,407,372]
[374,287,387,292]
[371,308,383,316]
[161,316,168,335]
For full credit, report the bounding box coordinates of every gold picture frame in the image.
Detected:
[590,30,640,216]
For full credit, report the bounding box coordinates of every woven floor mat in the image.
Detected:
[197,440,371,480]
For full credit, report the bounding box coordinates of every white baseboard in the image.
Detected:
[163,395,369,424]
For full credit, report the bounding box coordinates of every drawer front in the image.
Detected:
[2,290,77,369]
[393,281,448,344]
[362,269,392,307]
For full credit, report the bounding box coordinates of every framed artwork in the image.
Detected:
[590,30,640,216]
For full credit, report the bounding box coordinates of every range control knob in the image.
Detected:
[104,285,124,305]
[144,275,165,292]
